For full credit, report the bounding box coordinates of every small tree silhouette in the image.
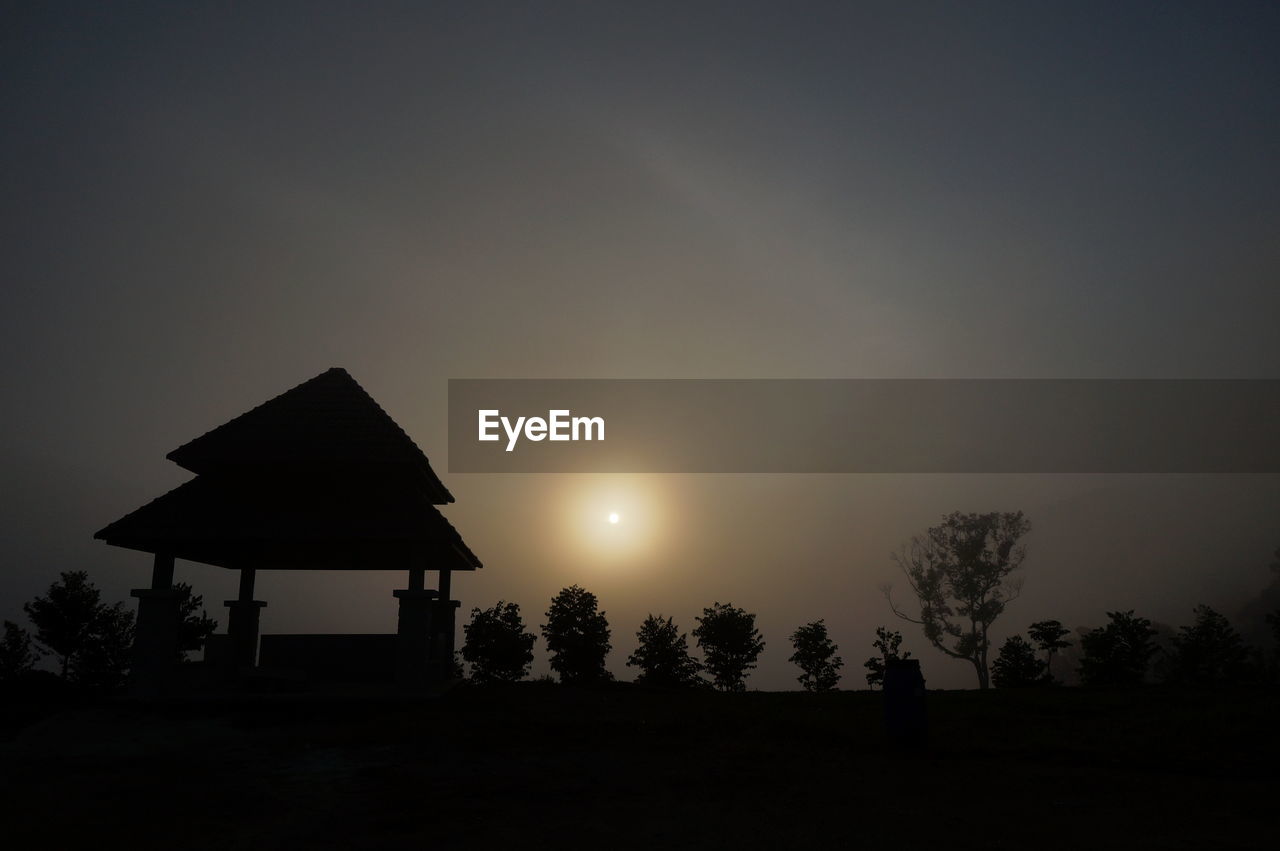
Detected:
[1266,609,1280,681]
[788,620,843,692]
[70,602,134,690]
[541,585,612,684]
[1078,610,1158,686]
[864,626,910,689]
[1167,605,1251,685]
[627,614,703,688]
[1027,619,1072,683]
[992,635,1042,687]
[23,571,103,678]
[0,621,39,680]
[174,582,218,662]
[692,602,764,692]
[462,601,537,684]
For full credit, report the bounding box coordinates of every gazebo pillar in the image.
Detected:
[130,552,182,695]
[224,568,266,669]
[394,568,438,685]
[430,569,460,674]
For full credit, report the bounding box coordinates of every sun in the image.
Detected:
[559,476,669,567]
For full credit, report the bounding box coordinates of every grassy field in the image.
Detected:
[1,682,1276,849]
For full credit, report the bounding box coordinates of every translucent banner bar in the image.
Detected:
[447,379,1280,473]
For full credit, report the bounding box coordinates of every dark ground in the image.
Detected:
[1,682,1276,849]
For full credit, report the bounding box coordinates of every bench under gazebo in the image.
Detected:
[95,367,481,692]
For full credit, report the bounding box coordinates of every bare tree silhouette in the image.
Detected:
[885,511,1030,689]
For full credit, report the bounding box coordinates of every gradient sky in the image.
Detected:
[3,2,1279,688]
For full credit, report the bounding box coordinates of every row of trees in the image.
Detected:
[462,586,931,692]
[991,605,1275,688]
[463,585,860,692]
[0,571,217,690]
[6,516,1277,693]
[459,580,1275,692]
[885,511,1280,689]
[462,586,777,691]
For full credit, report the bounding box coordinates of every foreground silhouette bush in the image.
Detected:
[1166,605,1252,685]
[23,571,102,679]
[627,614,703,688]
[1268,609,1280,674]
[70,603,133,690]
[462,601,537,684]
[693,602,764,692]
[788,620,842,692]
[23,570,134,689]
[992,635,1042,688]
[542,586,613,684]
[1028,619,1072,683]
[864,626,910,689]
[174,582,218,662]
[886,511,1031,689]
[1079,610,1158,686]
[0,621,39,680]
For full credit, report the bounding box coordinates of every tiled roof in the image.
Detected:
[97,367,481,571]
[167,368,453,505]
[94,472,481,571]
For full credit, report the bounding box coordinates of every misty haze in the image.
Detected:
[2,2,1278,849]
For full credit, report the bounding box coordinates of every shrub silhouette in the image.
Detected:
[788,620,842,692]
[462,601,537,684]
[174,582,218,662]
[541,585,612,684]
[992,635,1042,687]
[23,571,103,678]
[627,614,703,688]
[1266,609,1280,681]
[70,602,133,691]
[24,570,134,688]
[0,621,39,680]
[1079,610,1158,686]
[1028,619,1072,683]
[692,602,764,692]
[864,626,910,689]
[1167,605,1252,685]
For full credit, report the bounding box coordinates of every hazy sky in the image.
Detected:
[3,2,1279,688]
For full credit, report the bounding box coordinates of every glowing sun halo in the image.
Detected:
[608,512,620,525]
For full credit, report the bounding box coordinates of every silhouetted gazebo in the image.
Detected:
[95,367,480,692]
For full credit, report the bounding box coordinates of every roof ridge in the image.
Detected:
[164,367,346,465]
[163,368,454,503]
[94,477,200,540]
[336,369,441,483]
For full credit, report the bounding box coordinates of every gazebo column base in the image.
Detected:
[429,598,462,678]
[223,600,267,669]
[130,588,183,695]
[394,588,438,686]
